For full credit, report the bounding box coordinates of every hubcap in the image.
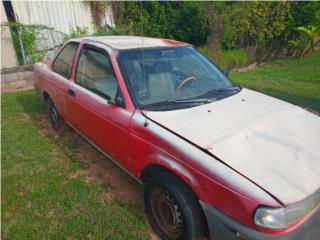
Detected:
[150,188,184,239]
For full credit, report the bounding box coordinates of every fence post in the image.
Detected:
[50,29,56,47]
[17,28,27,65]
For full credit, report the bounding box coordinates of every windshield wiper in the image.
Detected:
[145,98,215,108]
[142,87,240,109]
[169,98,215,104]
[199,86,241,98]
[216,86,241,92]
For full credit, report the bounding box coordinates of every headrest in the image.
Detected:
[152,60,172,74]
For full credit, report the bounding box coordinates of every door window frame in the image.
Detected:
[74,43,126,107]
[52,41,79,79]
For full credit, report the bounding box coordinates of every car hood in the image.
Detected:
[147,88,320,205]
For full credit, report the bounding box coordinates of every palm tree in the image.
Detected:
[296,26,320,57]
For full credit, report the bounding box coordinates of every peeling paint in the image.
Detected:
[83,36,189,50]
[147,88,320,205]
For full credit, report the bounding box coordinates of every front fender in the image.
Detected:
[128,111,280,229]
[128,130,204,199]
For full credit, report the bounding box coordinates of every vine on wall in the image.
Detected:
[89,1,109,31]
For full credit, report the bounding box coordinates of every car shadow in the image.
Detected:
[16,90,145,210]
[15,90,206,240]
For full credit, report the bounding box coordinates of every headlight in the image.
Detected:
[254,207,288,229]
[254,190,320,230]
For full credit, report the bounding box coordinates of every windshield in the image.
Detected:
[118,46,239,110]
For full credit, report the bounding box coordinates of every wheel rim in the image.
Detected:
[150,187,184,239]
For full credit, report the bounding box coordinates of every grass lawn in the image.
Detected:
[231,52,320,112]
[1,91,150,239]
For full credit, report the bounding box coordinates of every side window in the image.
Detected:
[75,47,118,100]
[52,42,79,78]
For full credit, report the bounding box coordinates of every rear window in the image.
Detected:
[52,42,79,79]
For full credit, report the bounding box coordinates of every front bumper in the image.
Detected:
[200,201,320,240]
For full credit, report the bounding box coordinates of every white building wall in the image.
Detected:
[11,0,114,34]
[1,3,19,69]
[1,1,114,69]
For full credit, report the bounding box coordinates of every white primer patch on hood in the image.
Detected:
[147,89,320,204]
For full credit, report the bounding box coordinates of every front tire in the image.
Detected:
[144,172,208,240]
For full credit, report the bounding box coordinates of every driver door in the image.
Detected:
[67,44,130,168]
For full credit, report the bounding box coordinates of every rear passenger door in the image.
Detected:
[67,43,131,168]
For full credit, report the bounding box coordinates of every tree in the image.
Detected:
[296,26,320,56]
[111,1,207,46]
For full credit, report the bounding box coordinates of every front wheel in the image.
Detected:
[144,172,208,240]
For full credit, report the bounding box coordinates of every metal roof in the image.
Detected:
[80,36,189,50]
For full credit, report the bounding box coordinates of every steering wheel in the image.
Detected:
[176,76,197,91]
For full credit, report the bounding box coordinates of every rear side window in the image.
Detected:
[52,42,79,78]
[75,47,118,100]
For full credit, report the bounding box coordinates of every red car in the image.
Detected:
[34,36,320,240]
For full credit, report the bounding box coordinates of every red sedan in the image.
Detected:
[34,36,320,240]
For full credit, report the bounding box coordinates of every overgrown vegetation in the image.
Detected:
[7,1,320,68]
[89,1,109,31]
[289,26,320,57]
[63,25,126,41]
[5,22,65,65]
[199,48,249,69]
[7,23,45,64]
[110,1,320,68]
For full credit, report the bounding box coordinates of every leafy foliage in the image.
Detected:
[8,22,45,65]
[289,26,320,57]
[89,1,109,31]
[8,1,320,67]
[112,1,207,46]
[235,2,291,54]
[199,47,249,69]
[64,26,89,41]
[296,26,320,55]
[111,1,320,62]
[92,25,127,36]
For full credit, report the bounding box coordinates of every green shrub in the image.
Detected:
[64,26,89,41]
[199,47,250,69]
[93,26,127,36]
[7,22,46,65]
[198,46,215,61]
[219,49,249,68]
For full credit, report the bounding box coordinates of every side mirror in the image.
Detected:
[223,67,230,76]
[108,98,116,105]
[108,96,125,108]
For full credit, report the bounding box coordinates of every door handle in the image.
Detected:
[68,89,76,97]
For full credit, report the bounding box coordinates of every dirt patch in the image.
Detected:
[231,62,266,73]
[69,131,143,206]
[36,115,144,207]
[33,114,161,239]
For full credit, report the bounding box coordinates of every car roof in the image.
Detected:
[73,36,190,50]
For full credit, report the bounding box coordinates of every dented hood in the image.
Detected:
[147,88,320,205]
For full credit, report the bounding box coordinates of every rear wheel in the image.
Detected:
[47,97,68,131]
[144,172,208,240]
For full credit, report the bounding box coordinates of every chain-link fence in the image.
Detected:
[1,23,67,70]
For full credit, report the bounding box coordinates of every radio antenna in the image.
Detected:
[140,1,149,127]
